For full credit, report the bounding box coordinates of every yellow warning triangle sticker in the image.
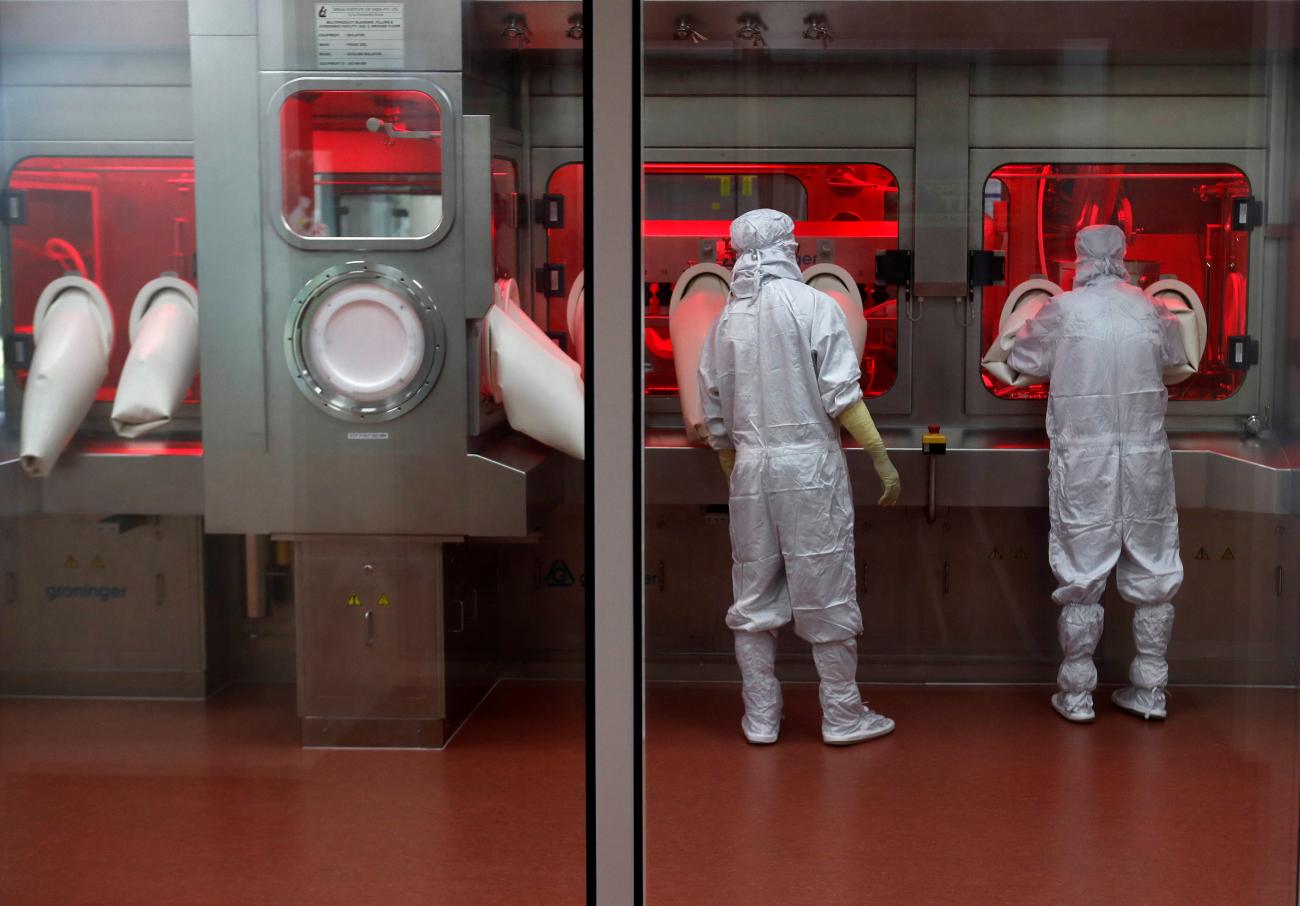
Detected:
[1221,548,1235,561]
[1013,547,1028,560]
[1194,547,1211,561]
[377,594,391,607]
[988,547,1003,560]
[91,555,105,569]
[64,555,78,569]
[346,594,361,607]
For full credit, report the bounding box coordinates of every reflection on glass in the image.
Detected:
[279,90,443,240]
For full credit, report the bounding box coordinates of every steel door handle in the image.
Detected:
[451,599,465,634]
[364,610,374,647]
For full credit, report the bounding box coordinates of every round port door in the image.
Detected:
[285,262,445,421]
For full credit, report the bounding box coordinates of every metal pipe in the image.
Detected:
[243,534,269,620]
[927,455,938,524]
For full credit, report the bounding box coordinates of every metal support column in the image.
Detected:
[591,0,639,901]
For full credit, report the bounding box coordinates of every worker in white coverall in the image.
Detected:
[1008,224,1186,723]
[698,209,902,745]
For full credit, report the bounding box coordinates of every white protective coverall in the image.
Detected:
[1008,225,1186,722]
[698,209,895,745]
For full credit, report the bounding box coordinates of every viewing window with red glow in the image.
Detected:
[544,163,585,341]
[982,163,1250,402]
[492,157,520,282]
[279,90,444,240]
[643,163,901,399]
[6,156,197,402]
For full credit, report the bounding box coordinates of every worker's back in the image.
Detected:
[704,277,859,452]
[1044,276,1175,449]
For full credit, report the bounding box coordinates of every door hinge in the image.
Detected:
[535,264,567,298]
[1231,196,1264,232]
[534,193,565,229]
[968,250,1006,288]
[0,190,26,225]
[4,332,34,370]
[874,249,912,289]
[1227,335,1259,370]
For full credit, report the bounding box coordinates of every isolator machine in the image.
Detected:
[638,2,1299,688]
[189,0,583,746]
[0,2,214,698]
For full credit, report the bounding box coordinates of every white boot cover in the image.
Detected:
[734,629,781,744]
[1113,603,1174,720]
[1054,603,1104,722]
[812,638,895,745]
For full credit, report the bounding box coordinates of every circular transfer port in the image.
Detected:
[285,262,445,421]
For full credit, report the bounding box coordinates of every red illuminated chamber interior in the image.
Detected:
[6,156,197,403]
[983,163,1251,401]
[643,163,901,399]
[279,89,444,240]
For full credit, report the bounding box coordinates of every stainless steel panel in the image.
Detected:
[643,504,1299,686]
[909,65,971,430]
[294,538,444,746]
[643,96,915,148]
[190,35,268,531]
[529,95,582,148]
[1,86,192,141]
[971,64,1265,97]
[0,514,208,697]
[646,60,916,97]
[593,0,637,893]
[646,431,1295,515]
[970,96,1269,149]
[188,0,256,36]
[0,51,190,87]
[0,463,38,517]
[0,2,190,53]
[463,116,495,319]
[257,0,461,73]
[36,451,204,516]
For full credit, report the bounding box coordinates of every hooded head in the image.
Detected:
[728,208,803,302]
[1073,224,1128,288]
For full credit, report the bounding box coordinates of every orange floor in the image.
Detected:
[646,684,1300,905]
[2,682,1297,904]
[0,681,586,906]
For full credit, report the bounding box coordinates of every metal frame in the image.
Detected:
[644,148,915,423]
[0,141,201,438]
[263,75,459,251]
[966,147,1268,421]
[283,260,447,422]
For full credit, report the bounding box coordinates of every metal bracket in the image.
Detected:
[968,250,1006,288]
[535,263,566,298]
[4,332,34,370]
[1230,196,1264,232]
[0,190,25,225]
[1227,335,1259,370]
[534,193,565,229]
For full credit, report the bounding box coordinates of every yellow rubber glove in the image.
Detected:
[718,448,736,480]
[838,400,901,506]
